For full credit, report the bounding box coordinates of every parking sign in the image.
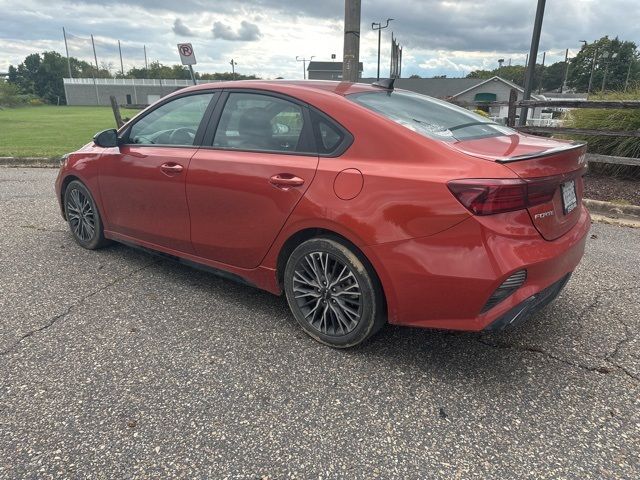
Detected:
[177,43,197,65]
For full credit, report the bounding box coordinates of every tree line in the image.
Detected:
[464,36,639,93]
[5,51,259,105]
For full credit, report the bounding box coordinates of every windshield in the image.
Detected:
[348,90,515,142]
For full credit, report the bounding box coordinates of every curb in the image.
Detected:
[0,157,60,168]
[583,198,640,222]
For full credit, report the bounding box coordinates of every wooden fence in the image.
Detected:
[451,89,640,167]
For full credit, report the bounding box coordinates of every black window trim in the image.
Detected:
[118,90,221,149]
[199,88,318,157]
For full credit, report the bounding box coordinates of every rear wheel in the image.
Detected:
[284,237,385,348]
[64,180,110,250]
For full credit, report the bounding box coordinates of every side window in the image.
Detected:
[213,92,309,153]
[311,111,349,155]
[128,93,214,146]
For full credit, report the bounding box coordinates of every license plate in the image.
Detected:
[561,180,577,214]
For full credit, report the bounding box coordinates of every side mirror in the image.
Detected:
[93,129,119,148]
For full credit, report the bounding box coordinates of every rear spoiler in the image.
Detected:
[496,142,586,163]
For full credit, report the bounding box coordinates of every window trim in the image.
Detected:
[200,89,317,157]
[118,90,221,148]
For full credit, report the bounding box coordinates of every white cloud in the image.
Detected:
[1,0,638,79]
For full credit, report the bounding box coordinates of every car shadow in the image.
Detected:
[108,244,567,384]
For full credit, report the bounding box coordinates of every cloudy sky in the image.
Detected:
[1,0,638,79]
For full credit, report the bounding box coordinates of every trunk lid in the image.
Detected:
[452,134,587,241]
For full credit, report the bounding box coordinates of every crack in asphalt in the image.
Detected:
[477,284,640,385]
[475,337,620,376]
[0,260,159,356]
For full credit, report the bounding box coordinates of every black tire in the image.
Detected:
[284,237,386,348]
[63,180,110,250]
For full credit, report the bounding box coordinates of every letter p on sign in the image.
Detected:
[177,43,196,65]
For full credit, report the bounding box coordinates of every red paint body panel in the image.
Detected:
[55,80,591,333]
[98,146,196,253]
[186,149,318,268]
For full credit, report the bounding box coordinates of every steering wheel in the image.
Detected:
[168,127,197,145]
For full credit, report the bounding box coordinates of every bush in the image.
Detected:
[0,82,22,107]
[563,88,640,178]
[0,83,45,108]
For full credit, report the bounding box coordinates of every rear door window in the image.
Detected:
[213,92,313,153]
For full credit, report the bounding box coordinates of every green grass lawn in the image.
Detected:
[0,105,139,158]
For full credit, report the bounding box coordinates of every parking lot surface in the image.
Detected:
[1,167,638,479]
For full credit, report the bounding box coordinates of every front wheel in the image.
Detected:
[63,180,110,250]
[284,238,385,348]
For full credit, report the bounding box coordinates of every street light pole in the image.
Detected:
[519,0,546,126]
[296,56,314,80]
[372,18,393,81]
[230,59,237,80]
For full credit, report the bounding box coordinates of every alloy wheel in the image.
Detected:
[66,188,96,242]
[292,251,362,336]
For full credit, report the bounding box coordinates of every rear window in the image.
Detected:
[348,90,515,142]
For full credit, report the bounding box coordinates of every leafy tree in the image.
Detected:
[568,36,640,92]
[466,69,494,79]
[199,72,259,80]
[541,61,567,91]
[8,51,110,104]
[408,74,421,79]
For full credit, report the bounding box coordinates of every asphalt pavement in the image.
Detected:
[1,167,638,479]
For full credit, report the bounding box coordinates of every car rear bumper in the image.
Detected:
[483,272,572,331]
[363,204,591,331]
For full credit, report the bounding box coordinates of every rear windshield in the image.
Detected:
[348,90,515,142]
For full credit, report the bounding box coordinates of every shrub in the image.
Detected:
[0,82,22,107]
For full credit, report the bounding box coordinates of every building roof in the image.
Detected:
[307,61,363,72]
[361,77,486,98]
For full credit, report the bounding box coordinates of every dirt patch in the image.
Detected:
[584,174,640,206]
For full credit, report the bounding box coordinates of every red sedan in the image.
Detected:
[55,80,590,347]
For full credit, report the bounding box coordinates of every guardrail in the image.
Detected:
[451,89,640,167]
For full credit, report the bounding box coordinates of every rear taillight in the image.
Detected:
[447,178,558,216]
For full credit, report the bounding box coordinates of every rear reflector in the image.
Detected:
[481,270,527,313]
[447,178,558,215]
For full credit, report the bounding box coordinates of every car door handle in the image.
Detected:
[160,163,184,175]
[270,174,305,190]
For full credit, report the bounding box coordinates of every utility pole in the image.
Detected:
[625,57,634,92]
[519,0,546,126]
[587,44,599,98]
[372,18,393,81]
[118,40,124,77]
[342,0,361,83]
[62,27,72,78]
[144,45,148,71]
[296,56,314,79]
[601,52,617,92]
[90,34,99,105]
[230,59,237,80]
[91,34,99,73]
[560,48,569,94]
[538,51,546,94]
